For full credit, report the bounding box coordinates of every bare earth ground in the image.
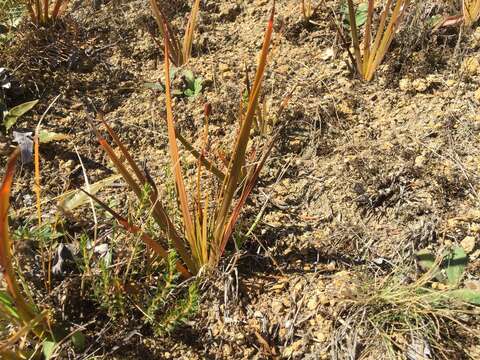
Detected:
[1,0,480,358]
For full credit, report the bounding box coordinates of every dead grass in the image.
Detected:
[332,268,480,359]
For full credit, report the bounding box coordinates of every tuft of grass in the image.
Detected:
[24,0,67,26]
[148,0,201,67]
[332,251,480,359]
[345,0,410,81]
[88,5,276,277]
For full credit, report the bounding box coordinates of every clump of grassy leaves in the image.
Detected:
[149,0,201,67]
[243,65,293,137]
[301,0,322,22]
[245,83,294,137]
[87,5,275,277]
[0,148,54,358]
[333,246,480,358]
[344,0,410,81]
[24,0,67,26]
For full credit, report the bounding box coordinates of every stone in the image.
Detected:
[475,88,480,103]
[306,295,318,311]
[219,63,230,73]
[415,155,427,168]
[399,78,412,92]
[218,3,240,21]
[446,79,456,87]
[322,47,335,60]
[465,280,480,291]
[223,344,232,357]
[413,78,428,92]
[271,300,284,314]
[473,27,480,46]
[318,293,330,305]
[283,339,304,358]
[461,235,476,253]
[471,224,480,233]
[462,57,480,76]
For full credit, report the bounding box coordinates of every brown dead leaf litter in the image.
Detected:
[1,0,480,358]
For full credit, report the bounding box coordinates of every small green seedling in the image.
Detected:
[341,0,368,30]
[143,66,178,93]
[417,245,480,305]
[143,82,165,91]
[168,69,203,99]
[178,70,203,99]
[2,100,38,132]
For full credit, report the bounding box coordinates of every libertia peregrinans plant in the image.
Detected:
[346,0,410,81]
[24,0,66,26]
[88,3,276,277]
[149,0,201,67]
[301,0,323,22]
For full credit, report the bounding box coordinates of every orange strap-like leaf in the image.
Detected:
[164,24,198,270]
[0,148,45,335]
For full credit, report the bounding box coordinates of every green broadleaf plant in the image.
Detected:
[0,290,19,320]
[71,331,86,352]
[42,340,56,359]
[445,246,467,287]
[182,70,203,98]
[144,82,165,91]
[416,245,480,305]
[341,1,368,29]
[38,129,69,143]
[447,289,480,305]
